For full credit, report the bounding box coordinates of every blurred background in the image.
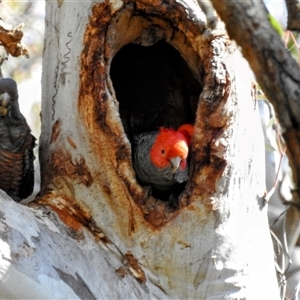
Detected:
[0,0,299,298]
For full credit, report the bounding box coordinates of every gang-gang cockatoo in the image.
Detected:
[133,124,193,206]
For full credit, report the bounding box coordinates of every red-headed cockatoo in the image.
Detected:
[133,124,193,206]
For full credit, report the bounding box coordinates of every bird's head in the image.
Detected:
[0,79,21,119]
[150,125,193,172]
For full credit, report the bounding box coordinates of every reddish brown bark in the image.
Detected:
[0,19,29,58]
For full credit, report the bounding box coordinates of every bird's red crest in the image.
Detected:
[178,124,194,145]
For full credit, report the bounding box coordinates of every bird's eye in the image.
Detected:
[161,149,165,154]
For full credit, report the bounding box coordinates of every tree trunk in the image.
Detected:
[0,0,279,298]
[209,0,300,209]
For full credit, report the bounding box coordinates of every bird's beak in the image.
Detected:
[170,156,181,172]
[0,92,10,116]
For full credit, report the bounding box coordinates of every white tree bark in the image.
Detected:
[0,0,279,299]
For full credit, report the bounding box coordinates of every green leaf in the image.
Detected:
[268,14,284,37]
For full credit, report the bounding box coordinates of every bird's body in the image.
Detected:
[132,124,193,199]
[0,78,35,202]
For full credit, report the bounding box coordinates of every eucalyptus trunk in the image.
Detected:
[0,1,279,299]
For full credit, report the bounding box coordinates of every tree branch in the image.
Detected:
[209,0,300,208]
[196,0,218,29]
[285,0,300,32]
[0,19,29,58]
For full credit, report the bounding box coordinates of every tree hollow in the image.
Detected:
[110,41,202,138]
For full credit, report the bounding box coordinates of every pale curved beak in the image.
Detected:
[170,156,181,171]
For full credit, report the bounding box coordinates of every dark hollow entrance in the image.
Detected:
[110,40,202,205]
[110,40,202,139]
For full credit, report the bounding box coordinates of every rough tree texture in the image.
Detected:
[0,19,29,58]
[285,0,300,31]
[0,0,279,299]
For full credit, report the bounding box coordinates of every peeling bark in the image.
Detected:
[1,0,279,298]
[0,19,29,58]
[0,191,162,299]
